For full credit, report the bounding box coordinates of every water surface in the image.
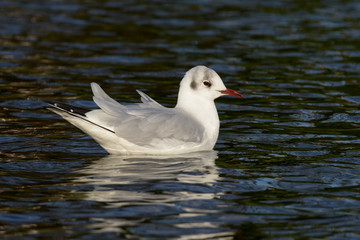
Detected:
[1,0,360,239]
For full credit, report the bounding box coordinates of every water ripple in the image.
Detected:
[1,0,360,239]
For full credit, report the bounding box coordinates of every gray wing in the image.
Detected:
[89,82,204,145]
[114,109,204,145]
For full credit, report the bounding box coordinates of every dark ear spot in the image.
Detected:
[190,80,197,90]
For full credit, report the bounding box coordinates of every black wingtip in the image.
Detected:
[44,99,115,134]
[44,100,91,117]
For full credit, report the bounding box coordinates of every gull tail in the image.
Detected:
[45,100,115,134]
[45,99,126,154]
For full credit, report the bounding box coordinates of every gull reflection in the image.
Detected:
[74,151,219,206]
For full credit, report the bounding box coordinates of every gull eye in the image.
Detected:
[203,80,212,87]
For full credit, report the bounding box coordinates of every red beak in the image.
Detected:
[219,88,243,98]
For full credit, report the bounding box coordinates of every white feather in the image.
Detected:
[47,66,242,154]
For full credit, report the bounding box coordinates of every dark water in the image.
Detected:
[1,0,360,239]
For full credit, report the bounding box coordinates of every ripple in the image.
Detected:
[274,122,315,127]
[342,96,360,104]
[285,150,329,157]
[0,213,41,223]
[322,113,360,123]
[1,0,360,239]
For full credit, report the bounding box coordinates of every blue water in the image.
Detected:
[1,0,360,239]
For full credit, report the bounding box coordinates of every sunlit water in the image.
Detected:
[1,0,360,239]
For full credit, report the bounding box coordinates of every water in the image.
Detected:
[1,0,360,239]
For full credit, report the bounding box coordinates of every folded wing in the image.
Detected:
[88,83,204,146]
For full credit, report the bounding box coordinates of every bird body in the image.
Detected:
[46,66,242,155]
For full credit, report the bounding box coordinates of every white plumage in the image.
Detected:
[46,66,242,155]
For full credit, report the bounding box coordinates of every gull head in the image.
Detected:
[179,65,242,101]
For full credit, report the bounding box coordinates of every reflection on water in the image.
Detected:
[70,151,243,239]
[75,151,219,205]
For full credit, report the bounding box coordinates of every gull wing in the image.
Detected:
[91,82,126,117]
[89,82,204,145]
[113,109,204,145]
[91,82,165,116]
[136,89,164,108]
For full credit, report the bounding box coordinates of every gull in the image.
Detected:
[46,66,242,155]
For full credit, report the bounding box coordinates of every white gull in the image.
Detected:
[46,65,242,155]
